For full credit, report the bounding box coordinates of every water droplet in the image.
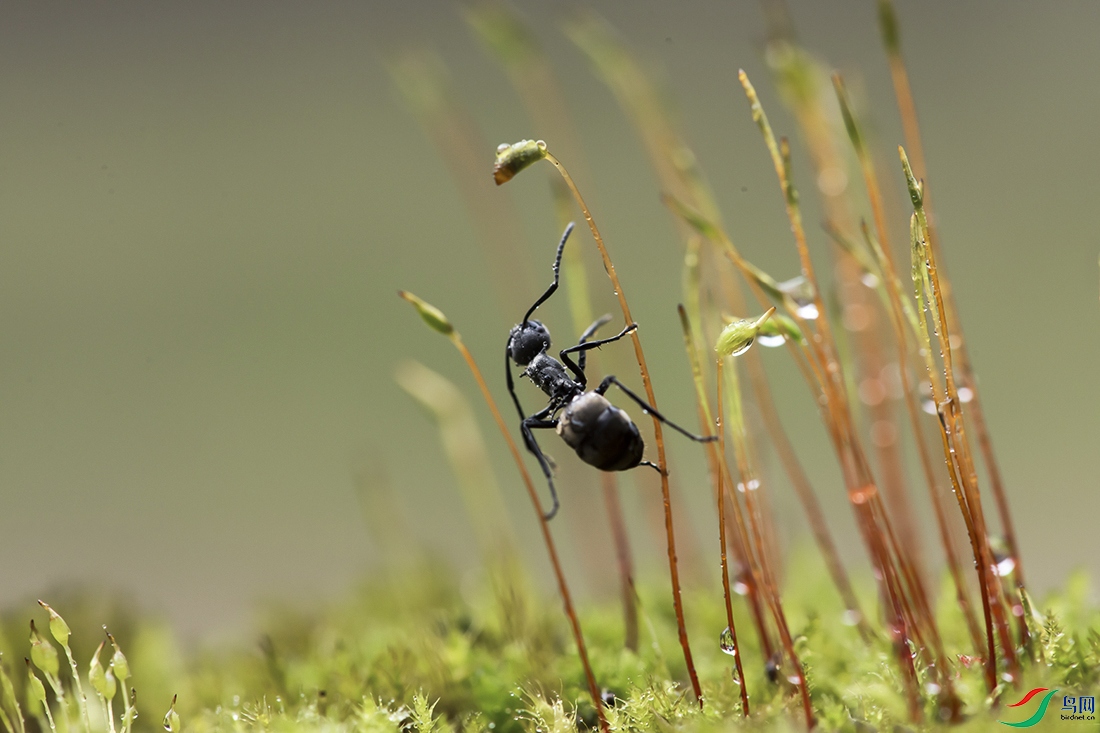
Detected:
[765,655,780,683]
[921,397,937,415]
[787,674,802,686]
[757,333,786,347]
[994,556,1016,577]
[860,272,880,288]
[1012,604,1025,618]
[925,682,942,695]
[795,302,819,320]
[719,626,737,656]
[497,143,510,153]
[957,386,974,403]
[841,610,862,626]
[732,580,750,596]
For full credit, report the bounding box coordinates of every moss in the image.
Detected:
[2,563,1095,732]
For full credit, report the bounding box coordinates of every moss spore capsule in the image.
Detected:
[493,139,547,184]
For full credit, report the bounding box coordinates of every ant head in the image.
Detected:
[508,319,551,365]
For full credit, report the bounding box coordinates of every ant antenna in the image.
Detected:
[522,222,575,324]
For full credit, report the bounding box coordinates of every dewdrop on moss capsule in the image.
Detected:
[726,311,802,347]
[493,139,547,184]
[716,308,777,357]
[126,689,139,726]
[163,694,180,733]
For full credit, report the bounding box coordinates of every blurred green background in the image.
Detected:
[2,1,1097,639]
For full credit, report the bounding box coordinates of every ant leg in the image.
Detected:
[559,322,638,387]
[596,375,717,443]
[506,347,545,457]
[521,222,575,324]
[521,416,563,520]
[576,314,613,373]
[505,344,532,422]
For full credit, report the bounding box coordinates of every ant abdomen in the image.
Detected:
[557,392,644,472]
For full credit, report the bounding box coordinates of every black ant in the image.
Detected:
[506,222,717,520]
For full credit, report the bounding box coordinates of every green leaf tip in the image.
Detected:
[833,74,864,152]
[899,146,923,208]
[465,3,539,70]
[399,290,455,336]
[716,307,776,357]
[878,0,901,55]
[493,139,547,185]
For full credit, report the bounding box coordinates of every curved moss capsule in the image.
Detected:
[398,291,454,336]
[89,641,109,697]
[38,601,71,647]
[29,621,59,678]
[25,660,46,707]
[493,139,547,185]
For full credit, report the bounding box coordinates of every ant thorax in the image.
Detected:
[523,352,582,405]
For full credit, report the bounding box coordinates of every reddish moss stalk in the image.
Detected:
[542,150,703,706]
[678,305,750,714]
[880,0,1028,650]
[600,472,639,652]
[398,292,608,733]
[737,70,929,717]
[720,353,814,729]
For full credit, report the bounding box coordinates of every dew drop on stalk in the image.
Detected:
[777,276,816,318]
[795,302,819,320]
[757,333,786,347]
[719,626,737,656]
[994,556,1016,577]
[957,386,974,403]
[921,397,937,415]
[860,272,880,288]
